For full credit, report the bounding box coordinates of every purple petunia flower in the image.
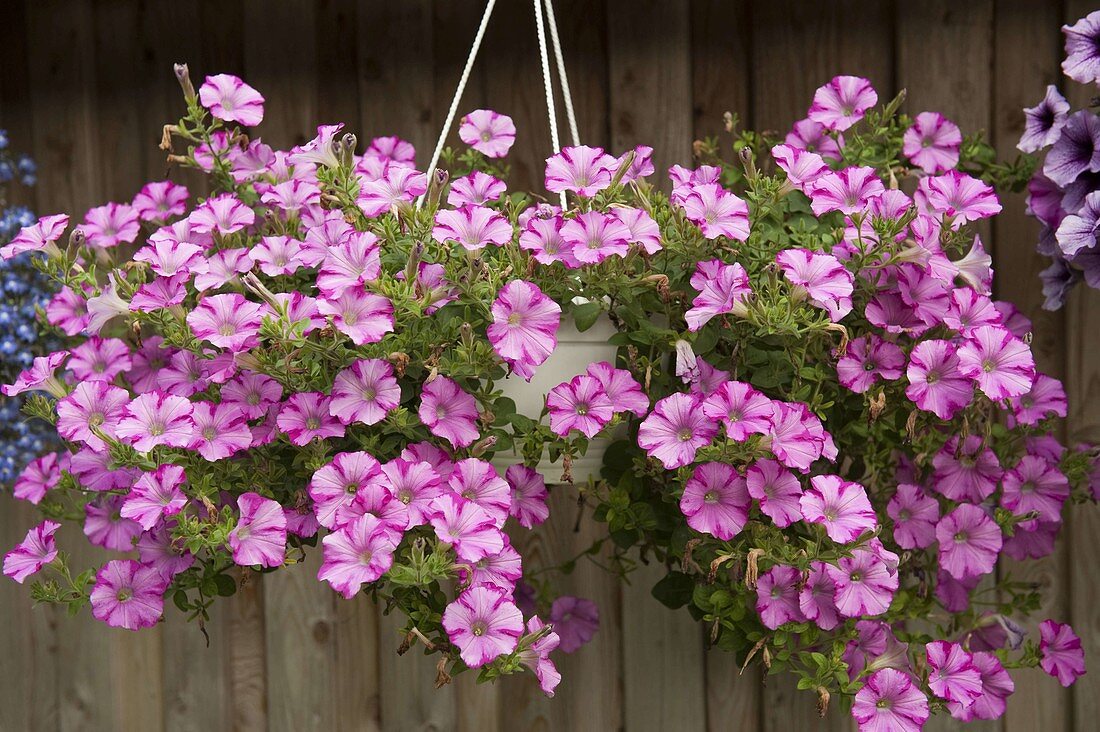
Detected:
[905,339,975,420]
[309,451,382,530]
[229,492,287,568]
[357,166,428,217]
[1044,110,1100,187]
[1062,11,1100,84]
[187,294,267,352]
[679,184,751,241]
[777,248,854,321]
[419,376,480,448]
[701,381,773,441]
[504,465,549,529]
[115,391,194,453]
[948,651,1015,722]
[771,143,829,192]
[956,325,1036,401]
[807,166,885,216]
[836,335,905,393]
[828,548,898,617]
[432,205,513,251]
[902,112,962,174]
[887,483,939,549]
[926,641,983,708]
[1055,189,1100,256]
[447,459,511,527]
[745,458,802,528]
[756,565,805,629]
[121,464,187,531]
[679,462,751,541]
[560,210,631,264]
[487,280,561,380]
[379,459,445,528]
[429,494,504,562]
[799,562,840,631]
[318,514,402,600]
[1039,619,1087,687]
[329,358,401,427]
[807,75,878,132]
[637,392,718,469]
[549,595,599,653]
[1000,454,1069,529]
[316,230,381,297]
[586,361,649,417]
[1008,372,1068,427]
[1019,85,1070,153]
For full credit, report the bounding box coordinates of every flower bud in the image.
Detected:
[470,435,497,458]
[174,63,196,104]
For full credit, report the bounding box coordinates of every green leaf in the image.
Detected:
[651,571,695,610]
[572,302,602,332]
[213,573,236,597]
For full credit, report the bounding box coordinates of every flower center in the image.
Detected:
[703,491,718,504]
[116,588,133,602]
[306,417,320,430]
[220,324,236,337]
[203,427,217,440]
[472,621,487,637]
[359,550,373,565]
[954,530,969,543]
[678,428,694,442]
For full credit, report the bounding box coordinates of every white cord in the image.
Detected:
[417,0,497,209]
[533,0,567,209]
[543,0,580,147]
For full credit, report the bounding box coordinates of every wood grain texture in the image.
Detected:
[993,3,1069,731]
[690,0,752,144]
[229,573,269,732]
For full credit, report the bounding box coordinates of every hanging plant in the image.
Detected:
[3,11,1099,727]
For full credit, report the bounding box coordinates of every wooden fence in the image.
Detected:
[0,0,1096,730]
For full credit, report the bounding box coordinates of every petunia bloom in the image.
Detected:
[1019,85,1070,153]
[318,514,402,599]
[459,109,516,158]
[429,494,504,562]
[679,462,751,541]
[1039,619,1087,686]
[956,325,1036,401]
[442,585,524,668]
[637,392,718,469]
[199,73,265,126]
[1062,11,1100,84]
[121,465,187,530]
[89,560,166,631]
[684,259,752,331]
[926,641,983,708]
[187,294,266,352]
[229,492,287,568]
[800,475,875,543]
[756,565,805,629]
[418,376,480,448]
[936,504,1002,581]
[547,375,615,438]
[3,520,60,583]
[777,248,854,321]
[807,75,878,132]
[746,458,803,527]
[902,112,962,174]
[277,392,346,446]
[886,484,939,549]
[544,145,616,197]
[432,205,513,251]
[329,358,401,426]
[851,668,929,732]
[115,392,194,453]
[504,465,549,529]
[905,339,975,420]
[679,184,750,241]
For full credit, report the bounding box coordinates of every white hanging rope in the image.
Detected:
[417,0,497,209]
[533,0,567,209]
[543,0,580,147]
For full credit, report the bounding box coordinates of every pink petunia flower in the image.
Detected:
[1039,620,1087,687]
[902,112,962,174]
[221,371,282,420]
[137,524,194,580]
[188,402,253,461]
[746,458,803,527]
[807,166,885,215]
[69,446,138,492]
[13,453,64,504]
[487,280,561,380]
[199,73,265,126]
[756,565,805,629]
[131,182,189,227]
[613,206,662,254]
[519,215,579,267]
[637,392,717,469]
[192,248,253,292]
[504,465,549,529]
[229,492,287,568]
[89,560,166,631]
[948,651,1015,722]
[318,290,394,346]
[936,504,1002,581]
[3,351,69,398]
[836,335,905,393]
[766,402,827,472]
[429,493,505,562]
[329,358,401,426]
[187,294,266,352]
[800,475,875,543]
[851,668,929,732]
[448,459,511,527]
[547,374,615,438]
[517,615,562,697]
[316,230,381,297]
[418,376,480,448]
[1008,373,1068,427]
[46,285,91,335]
[926,641,983,708]
[365,135,416,166]
[68,337,132,383]
[771,143,829,192]
[459,109,516,158]
[799,562,840,630]
[380,458,446,527]
[81,203,140,249]
[121,464,187,530]
[84,495,142,551]
[777,248,854,321]
[586,361,649,417]
[1000,454,1070,529]
[318,514,402,599]
[54,381,127,451]
[785,118,843,161]
[189,193,255,235]
[115,391,194,453]
[560,210,631,265]
[3,520,60,583]
[544,145,616,197]
[916,171,1002,226]
[829,547,898,617]
[679,184,751,241]
[432,205,513,251]
[356,165,428,217]
[448,170,506,207]
[277,392,345,446]
[0,213,68,260]
[612,145,655,183]
[886,484,939,549]
[957,325,1036,401]
[701,381,772,441]
[443,585,524,668]
[684,259,752,331]
[669,164,722,204]
[807,75,878,131]
[679,462,751,541]
[549,596,599,653]
[905,339,975,420]
[309,451,383,530]
[250,235,306,277]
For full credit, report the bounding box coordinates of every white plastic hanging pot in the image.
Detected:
[491,314,618,484]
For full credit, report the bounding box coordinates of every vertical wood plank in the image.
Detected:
[608,0,694,184]
[0,2,61,730]
[607,2,704,730]
[1063,4,1100,731]
[333,594,381,732]
[993,4,1069,732]
[229,573,269,732]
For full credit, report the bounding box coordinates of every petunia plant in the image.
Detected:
[2,29,1097,729]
